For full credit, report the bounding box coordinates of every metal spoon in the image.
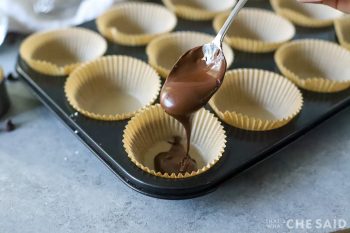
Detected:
[160,0,249,158]
[203,0,248,64]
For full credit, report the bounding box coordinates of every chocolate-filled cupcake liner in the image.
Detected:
[0,68,10,118]
[213,8,295,53]
[270,0,344,28]
[146,31,234,78]
[162,0,236,21]
[65,55,161,121]
[123,104,226,178]
[96,2,177,46]
[209,69,303,131]
[20,27,107,76]
[275,39,350,93]
[335,16,350,51]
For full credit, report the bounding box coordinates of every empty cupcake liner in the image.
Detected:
[123,104,226,178]
[65,55,161,121]
[209,69,303,131]
[162,0,236,21]
[20,27,107,76]
[96,2,177,46]
[335,16,350,51]
[146,31,234,78]
[275,39,350,93]
[213,8,295,53]
[270,0,344,28]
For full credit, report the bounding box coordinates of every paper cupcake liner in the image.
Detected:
[162,0,236,21]
[20,27,107,76]
[146,31,234,78]
[209,69,303,131]
[123,104,226,178]
[65,55,161,121]
[96,2,177,46]
[275,39,350,93]
[0,67,3,82]
[213,8,295,53]
[270,0,344,28]
[335,16,350,51]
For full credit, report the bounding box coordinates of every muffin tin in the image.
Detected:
[16,0,350,199]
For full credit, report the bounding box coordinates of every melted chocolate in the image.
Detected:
[157,45,226,174]
[154,137,197,174]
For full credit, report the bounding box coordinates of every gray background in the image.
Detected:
[0,37,350,233]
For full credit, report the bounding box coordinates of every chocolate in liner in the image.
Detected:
[157,45,226,174]
[154,136,197,174]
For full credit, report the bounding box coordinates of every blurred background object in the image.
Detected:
[0,9,8,46]
[0,67,10,118]
[32,0,83,18]
[0,0,125,33]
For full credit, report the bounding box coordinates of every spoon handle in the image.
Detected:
[213,0,248,48]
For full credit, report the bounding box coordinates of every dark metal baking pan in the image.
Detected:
[16,0,350,199]
[0,74,10,118]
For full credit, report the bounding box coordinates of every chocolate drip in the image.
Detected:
[156,45,226,174]
[154,137,197,174]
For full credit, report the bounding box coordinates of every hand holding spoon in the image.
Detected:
[155,0,248,174]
